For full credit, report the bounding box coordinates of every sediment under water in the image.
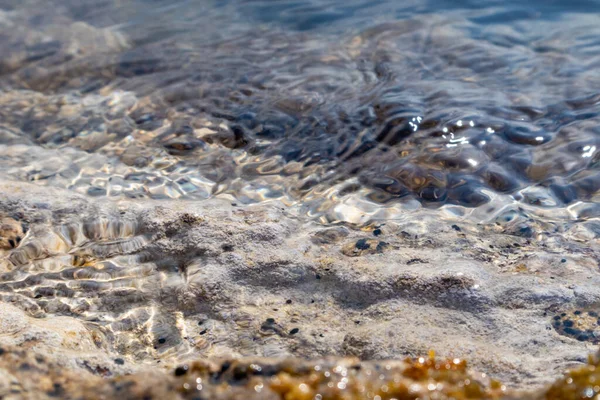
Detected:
[0,0,599,220]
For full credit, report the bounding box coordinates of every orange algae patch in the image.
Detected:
[543,354,600,400]
[267,356,504,400]
[173,353,505,400]
[8,344,600,399]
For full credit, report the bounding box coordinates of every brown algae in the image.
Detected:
[173,354,506,400]
[8,345,600,399]
[543,353,600,400]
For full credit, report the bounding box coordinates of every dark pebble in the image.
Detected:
[289,328,300,335]
[114,358,125,365]
[221,361,232,373]
[574,310,582,315]
[316,274,321,280]
[451,224,461,232]
[518,225,533,237]
[286,299,292,304]
[199,329,207,335]
[561,258,567,263]
[564,327,581,336]
[355,239,370,250]
[577,333,591,342]
[174,365,189,376]
[266,318,275,324]
[221,244,234,252]
[158,338,166,344]
[212,362,232,381]
[373,229,382,236]
[233,365,249,381]
[553,315,561,321]
[589,311,599,317]
[376,241,387,252]
[563,320,574,327]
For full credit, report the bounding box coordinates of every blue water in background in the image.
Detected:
[220,0,600,30]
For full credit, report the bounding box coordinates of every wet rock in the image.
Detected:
[0,179,598,392]
[311,227,349,244]
[552,308,600,344]
[0,217,23,250]
[341,239,387,257]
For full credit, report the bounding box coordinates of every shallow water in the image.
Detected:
[1,2,600,394]
[0,0,599,224]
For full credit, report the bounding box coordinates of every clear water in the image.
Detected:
[0,0,599,223]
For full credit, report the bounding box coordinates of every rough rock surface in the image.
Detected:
[0,2,600,398]
[0,179,599,398]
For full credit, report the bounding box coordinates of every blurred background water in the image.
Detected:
[0,0,599,223]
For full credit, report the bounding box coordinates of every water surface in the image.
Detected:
[0,0,599,223]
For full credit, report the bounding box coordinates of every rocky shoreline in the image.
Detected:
[1,5,600,397]
[0,180,599,398]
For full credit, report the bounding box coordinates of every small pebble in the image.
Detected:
[174,365,188,376]
[355,239,370,250]
[564,327,581,336]
[289,328,299,335]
